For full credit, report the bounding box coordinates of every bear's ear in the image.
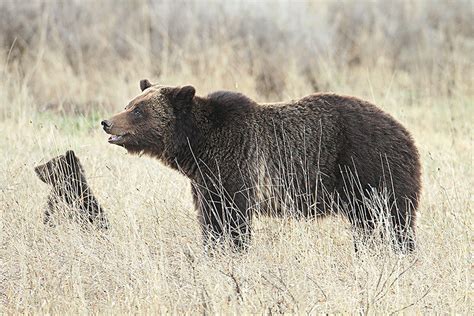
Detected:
[65,150,85,174]
[34,164,48,183]
[140,79,152,92]
[173,85,196,102]
[65,150,78,166]
[65,150,76,160]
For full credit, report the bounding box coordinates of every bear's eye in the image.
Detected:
[132,108,142,117]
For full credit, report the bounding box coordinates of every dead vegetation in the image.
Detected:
[0,0,472,314]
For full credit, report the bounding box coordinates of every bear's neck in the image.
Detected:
[160,98,211,180]
[163,137,206,179]
[53,179,92,204]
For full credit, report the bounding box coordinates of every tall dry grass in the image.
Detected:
[0,0,472,313]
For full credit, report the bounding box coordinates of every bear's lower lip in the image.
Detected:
[108,134,128,144]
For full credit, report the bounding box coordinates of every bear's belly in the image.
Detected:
[252,161,330,219]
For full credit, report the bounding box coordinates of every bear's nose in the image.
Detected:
[101,120,112,130]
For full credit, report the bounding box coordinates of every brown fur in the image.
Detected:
[35,150,109,230]
[102,81,421,252]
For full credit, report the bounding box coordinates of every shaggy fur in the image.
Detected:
[102,80,421,252]
[35,150,109,230]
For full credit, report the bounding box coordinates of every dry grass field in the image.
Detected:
[0,0,473,314]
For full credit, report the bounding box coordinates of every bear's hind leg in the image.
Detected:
[391,202,416,253]
[345,204,378,253]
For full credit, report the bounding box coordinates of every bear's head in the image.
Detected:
[101,79,196,157]
[35,150,85,190]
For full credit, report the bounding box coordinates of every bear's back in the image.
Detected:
[206,91,257,128]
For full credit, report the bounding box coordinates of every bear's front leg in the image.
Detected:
[226,190,253,251]
[43,197,56,227]
[192,185,252,252]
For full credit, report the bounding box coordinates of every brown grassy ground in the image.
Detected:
[0,0,472,314]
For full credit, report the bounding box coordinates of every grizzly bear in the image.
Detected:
[35,150,109,230]
[102,80,421,252]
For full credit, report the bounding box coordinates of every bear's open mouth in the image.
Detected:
[108,133,130,145]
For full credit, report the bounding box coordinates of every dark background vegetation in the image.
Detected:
[1,0,472,113]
